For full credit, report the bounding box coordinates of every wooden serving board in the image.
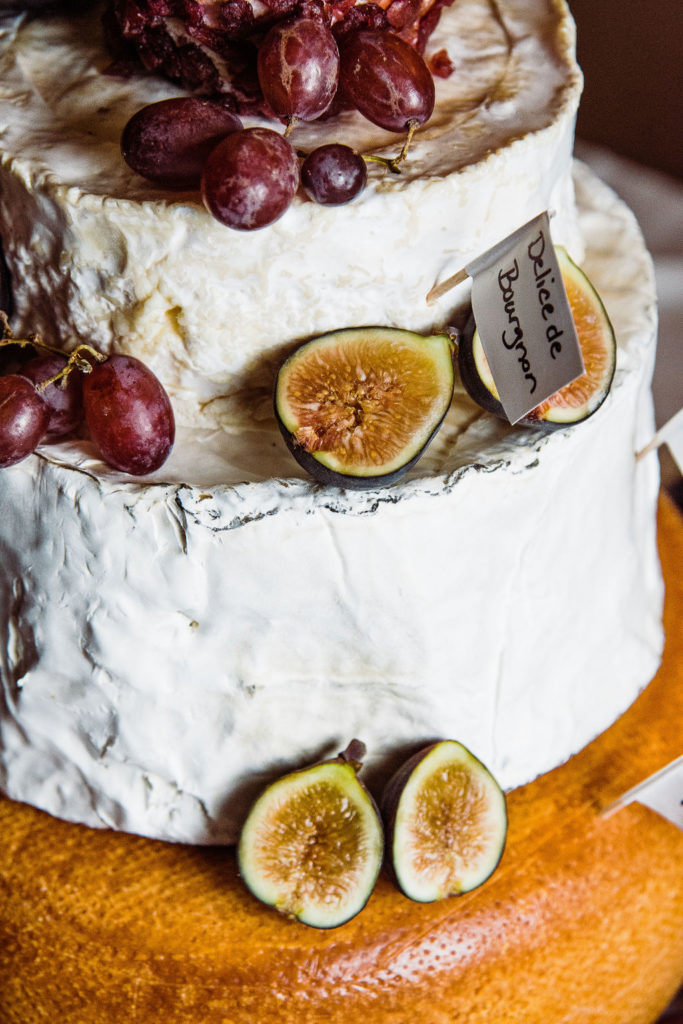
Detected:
[0,499,681,1024]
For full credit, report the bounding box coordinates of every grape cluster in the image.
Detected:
[121,18,436,229]
[0,316,175,476]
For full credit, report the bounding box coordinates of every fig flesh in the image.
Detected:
[274,327,454,488]
[381,740,507,902]
[459,247,617,428]
[237,740,384,928]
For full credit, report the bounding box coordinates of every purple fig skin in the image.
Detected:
[337,738,367,770]
[380,742,441,883]
[457,316,506,421]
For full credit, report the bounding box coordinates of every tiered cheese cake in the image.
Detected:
[0,1,678,1020]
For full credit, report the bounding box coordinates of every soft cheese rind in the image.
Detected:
[0,0,582,429]
[0,167,663,843]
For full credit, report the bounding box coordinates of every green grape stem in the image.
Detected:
[0,309,106,391]
[363,119,419,175]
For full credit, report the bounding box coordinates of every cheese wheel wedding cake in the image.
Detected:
[1,5,679,1020]
[0,0,664,845]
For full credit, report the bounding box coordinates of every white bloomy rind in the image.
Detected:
[0,166,663,843]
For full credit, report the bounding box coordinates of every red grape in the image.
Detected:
[20,353,84,436]
[0,374,50,469]
[83,355,175,476]
[301,144,367,205]
[339,30,435,132]
[121,98,243,189]
[201,127,300,231]
[257,16,339,122]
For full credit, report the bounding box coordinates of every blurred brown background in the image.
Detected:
[573,35,682,1024]
[571,0,682,506]
[572,0,682,179]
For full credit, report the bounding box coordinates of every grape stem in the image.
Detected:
[0,309,107,391]
[284,117,298,139]
[364,119,419,175]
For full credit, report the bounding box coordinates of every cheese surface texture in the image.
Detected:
[0,167,663,843]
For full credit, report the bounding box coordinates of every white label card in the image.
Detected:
[637,408,683,474]
[467,212,585,424]
[660,408,683,474]
[602,756,683,831]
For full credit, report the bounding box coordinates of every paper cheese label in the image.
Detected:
[637,408,683,474]
[666,411,683,474]
[466,212,585,424]
[602,756,683,831]
[657,408,683,474]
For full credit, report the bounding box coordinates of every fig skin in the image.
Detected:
[237,740,385,929]
[380,741,444,872]
[381,744,432,829]
[275,420,446,491]
[381,740,507,903]
[457,315,506,421]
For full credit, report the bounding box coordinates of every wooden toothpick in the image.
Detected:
[425,267,468,305]
[426,211,559,306]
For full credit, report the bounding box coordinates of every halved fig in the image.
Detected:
[459,247,617,428]
[274,327,455,488]
[381,740,507,902]
[237,740,384,928]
